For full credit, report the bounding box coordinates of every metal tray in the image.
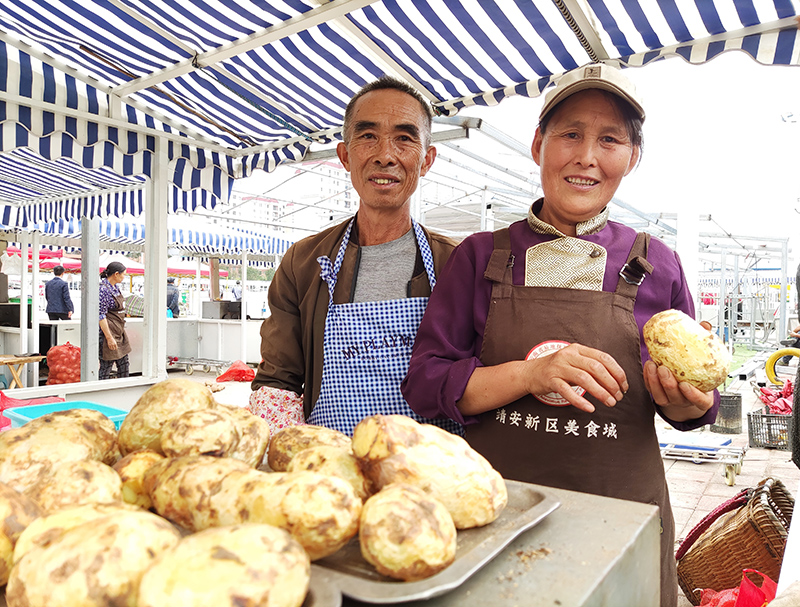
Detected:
[0,482,556,607]
[306,480,559,605]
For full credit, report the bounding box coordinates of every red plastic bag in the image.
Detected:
[0,390,65,430]
[699,570,777,607]
[216,360,255,382]
[46,342,81,385]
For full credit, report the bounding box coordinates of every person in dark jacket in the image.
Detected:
[44,265,74,320]
[166,277,180,318]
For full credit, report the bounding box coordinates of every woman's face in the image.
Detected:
[110,271,126,285]
[531,90,640,236]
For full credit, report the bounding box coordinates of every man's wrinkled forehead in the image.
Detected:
[344,88,431,144]
[351,119,422,140]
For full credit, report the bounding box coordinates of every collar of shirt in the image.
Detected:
[526,198,609,237]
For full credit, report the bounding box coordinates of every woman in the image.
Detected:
[99,261,131,380]
[402,64,719,607]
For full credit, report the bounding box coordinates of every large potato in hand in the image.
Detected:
[360,484,456,581]
[118,378,217,455]
[138,524,309,607]
[0,483,42,585]
[643,309,730,392]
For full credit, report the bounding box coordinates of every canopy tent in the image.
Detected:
[38,257,81,273]
[2,1,798,167]
[167,257,229,278]
[0,0,797,390]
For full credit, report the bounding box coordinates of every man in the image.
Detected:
[249,76,460,437]
[231,280,242,301]
[44,265,73,320]
[166,277,180,318]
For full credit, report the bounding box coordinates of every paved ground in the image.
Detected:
[662,378,798,606]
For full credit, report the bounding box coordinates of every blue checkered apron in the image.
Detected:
[309,218,463,437]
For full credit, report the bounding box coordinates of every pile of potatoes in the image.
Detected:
[0,379,508,606]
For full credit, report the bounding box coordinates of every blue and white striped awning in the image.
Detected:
[0,146,230,224]
[0,0,796,182]
[25,216,293,261]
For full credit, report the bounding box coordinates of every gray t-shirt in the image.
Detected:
[352,229,417,303]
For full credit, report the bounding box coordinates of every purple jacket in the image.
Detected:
[402,216,719,430]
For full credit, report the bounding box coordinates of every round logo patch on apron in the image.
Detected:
[525,340,586,406]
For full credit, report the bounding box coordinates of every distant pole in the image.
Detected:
[80,217,100,382]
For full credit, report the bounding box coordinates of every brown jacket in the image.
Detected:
[252,217,457,418]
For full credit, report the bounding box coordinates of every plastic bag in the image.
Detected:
[699,570,777,607]
[46,342,81,385]
[216,360,255,382]
[0,391,65,430]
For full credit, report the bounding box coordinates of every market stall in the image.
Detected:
[0,1,798,605]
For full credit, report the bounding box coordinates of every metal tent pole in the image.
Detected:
[143,136,169,379]
[80,218,100,382]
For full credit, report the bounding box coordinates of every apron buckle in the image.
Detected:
[619,262,646,286]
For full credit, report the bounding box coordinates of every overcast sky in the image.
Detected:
[459,51,800,270]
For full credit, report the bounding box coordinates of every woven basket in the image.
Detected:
[676,477,794,605]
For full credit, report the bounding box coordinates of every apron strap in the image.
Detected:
[317,218,356,304]
[484,227,514,284]
[317,218,435,303]
[615,232,652,299]
[411,218,437,290]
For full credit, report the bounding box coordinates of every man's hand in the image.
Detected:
[643,360,714,422]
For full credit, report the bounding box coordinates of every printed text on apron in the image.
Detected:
[309,218,463,437]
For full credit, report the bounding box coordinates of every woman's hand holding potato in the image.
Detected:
[643,360,715,422]
[643,309,728,422]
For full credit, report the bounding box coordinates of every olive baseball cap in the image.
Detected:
[539,63,645,122]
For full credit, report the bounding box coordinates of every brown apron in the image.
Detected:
[101,289,131,361]
[467,228,676,607]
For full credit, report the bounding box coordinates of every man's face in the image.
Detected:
[337,88,436,214]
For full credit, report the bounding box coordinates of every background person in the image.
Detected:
[166,277,180,317]
[44,265,73,320]
[249,76,460,437]
[402,64,719,607]
[98,261,131,380]
[231,280,242,301]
